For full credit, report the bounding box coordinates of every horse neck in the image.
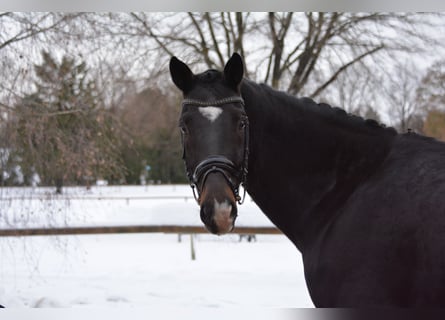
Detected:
[241,81,396,251]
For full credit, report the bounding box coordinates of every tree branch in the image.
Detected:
[310,45,384,98]
[129,12,175,57]
[187,12,214,68]
[204,13,225,67]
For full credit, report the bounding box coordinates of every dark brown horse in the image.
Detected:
[170,53,445,307]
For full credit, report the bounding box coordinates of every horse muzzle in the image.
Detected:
[199,172,238,235]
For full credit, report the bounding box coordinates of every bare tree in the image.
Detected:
[120,12,445,98]
[0,12,82,50]
[383,61,423,133]
[319,63,379,114]
[416,59,445,113]
[0,13,87,104]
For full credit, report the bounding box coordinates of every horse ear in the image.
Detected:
[224,53,244,91]
[169,56,194,93]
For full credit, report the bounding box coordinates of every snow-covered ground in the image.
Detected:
[0,185,313,308]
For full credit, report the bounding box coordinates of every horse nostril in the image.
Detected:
[200,203,216,230]
[200,204,211,222]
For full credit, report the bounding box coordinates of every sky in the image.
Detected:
[3,0,445,11]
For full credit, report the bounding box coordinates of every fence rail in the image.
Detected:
[0,195,196,201]
[0,225,281,237]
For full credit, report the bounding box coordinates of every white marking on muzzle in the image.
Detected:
[213,199,233,233]
[199,106,223,123]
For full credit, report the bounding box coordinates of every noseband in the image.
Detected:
[181,96,249,205]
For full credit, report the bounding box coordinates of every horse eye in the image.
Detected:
[179,126,187,135]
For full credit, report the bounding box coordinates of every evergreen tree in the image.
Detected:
[13,51,124,193]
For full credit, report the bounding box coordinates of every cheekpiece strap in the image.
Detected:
[182,96,244,107]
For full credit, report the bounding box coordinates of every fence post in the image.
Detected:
[190,234,196,261]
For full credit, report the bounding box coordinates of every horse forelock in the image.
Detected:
[196,70,222,82]
[186,70,237,101]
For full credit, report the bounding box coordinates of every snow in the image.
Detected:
[0,185,313,308]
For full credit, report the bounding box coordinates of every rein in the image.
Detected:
[181,96,249,205]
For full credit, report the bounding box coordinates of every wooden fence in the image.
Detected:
[0,195,279,237]
[0,225,281,237]
[0,195,196,203]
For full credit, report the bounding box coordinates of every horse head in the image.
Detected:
[169,53,248,235]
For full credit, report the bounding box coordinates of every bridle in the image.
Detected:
[180,96,249,205]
